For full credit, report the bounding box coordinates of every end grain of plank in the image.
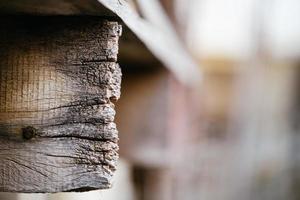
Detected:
[0,16,122,193]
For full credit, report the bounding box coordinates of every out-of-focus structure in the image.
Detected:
[0,0,300,200]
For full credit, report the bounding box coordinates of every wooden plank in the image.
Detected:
[98,0,201,85]
[0,16,122,192]
[0,137,118,192]
[0,0,201,86]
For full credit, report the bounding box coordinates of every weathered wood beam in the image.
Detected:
[0,0,201,86]
[0,16,122,193]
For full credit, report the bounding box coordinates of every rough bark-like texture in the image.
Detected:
[0,16,122,192]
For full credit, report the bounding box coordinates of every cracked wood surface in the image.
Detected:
[0,16,122,192]
[0,0,201,86]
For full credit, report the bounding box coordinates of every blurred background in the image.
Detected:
[1,0,300,199]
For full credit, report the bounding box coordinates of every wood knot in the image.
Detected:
[22,126,37,140]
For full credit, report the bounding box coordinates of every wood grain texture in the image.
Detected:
[0,17,122,192]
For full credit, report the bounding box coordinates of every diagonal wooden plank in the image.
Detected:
[98,0,202,85]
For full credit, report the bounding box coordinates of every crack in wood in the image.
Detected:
[0,16,122,192]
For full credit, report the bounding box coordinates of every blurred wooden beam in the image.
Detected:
[98,0,202,86]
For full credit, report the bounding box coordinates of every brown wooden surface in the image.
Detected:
[0,17,122,192]
[116,68,199,167]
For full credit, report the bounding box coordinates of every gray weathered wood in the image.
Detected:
[0,137,118,192]
[0,0,201,86]
[0,17,122,192]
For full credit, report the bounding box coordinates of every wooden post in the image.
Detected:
[0,16,122,193]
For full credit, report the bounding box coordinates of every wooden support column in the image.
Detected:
[0,16,122,193]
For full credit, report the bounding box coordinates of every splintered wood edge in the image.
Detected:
[0,17,122,193]
[0,137,119,192]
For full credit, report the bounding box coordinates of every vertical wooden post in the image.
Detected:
[0,16,122,193]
